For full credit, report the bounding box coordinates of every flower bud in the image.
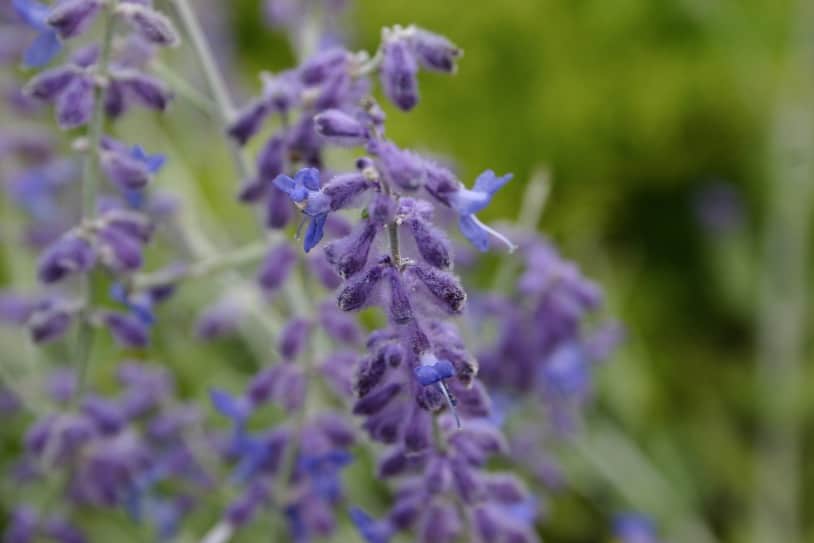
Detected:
[98,225,144,273]
[387,270,413,324]
[380,37,418,111]
[47,0,102,40]
[101,149,151,190]
[313,109,369,146]
[227,99,269,146]
[324,221,377,279]
[103,311,149,348]
[279,318,311,360]
[411,28,462,73]
[115,71,173,111]
[56,76,94,130]
[24,67,78,101]
[352,382,401,415]
[406,264,466,314]
[256,135,285,181]
[256,243,297,292]
[38,234,95,283]
[265,186,294,229]
[29,305,73,344]
[337,263,385,312]
[408,217,451,269]
[322,173,373,211]
[117,5,181,47]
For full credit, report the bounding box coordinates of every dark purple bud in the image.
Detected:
[42,518,87,543]
[389,491,421,529]
[369,194,396,226]
[382,343,404,367]
[56,76,94,130]
[116,71,173,111]
[103,312,149,348]
[403,406,431,452]
[356,354,387,398]
[262,70,300,113]
[195,300,241,340]
[5,507,38,543]
[237,177,269,203]
[98,226,143,273]
[24,67,78,101]
[307,252,342,289]
[104,80,127,118]
[117,5,181,47]
[450,459,484,503]
[0,292,37,325]
[265,186,294,229]
[314,413,355,447]
[226,482,269,527]
[388,270,413,324]
[380,37,418,111]
[38,234,95,283]
[81,396,125,435]
[377,448,408,478]
[102,210,154,243]
[411,28,462,73]
[318,304,361,344]
[418,503,461,543]
[228,100,269,146]
[369,140,425,191]
[257,135,285,181]
[484,474,528,504]
[277,365,306,411]
[47,0,102,39]
[425,456,451,494]
[406,264,466,314]
[337,264,385,311]
[362,406,403,443]
[352,382,401,415]
[408,217,451,269]
[256,243,297,292]
[279,318,311,360]
[313,109,369,146]
[29,306,73,344]
[101,150,151,190]
[322,173,373,211]
[324,221,378,279]
[71,43,100,68]
[299,48,348,85]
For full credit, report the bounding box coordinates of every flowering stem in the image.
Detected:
[74,3,118,403]
[171,0,252,181]
[131,240,269,291]
[151,59,217,116]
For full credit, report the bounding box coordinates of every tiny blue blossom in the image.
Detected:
[12,0,62,68]
[273,168,331,252]
[451,170,516,252]
[349,507,392,543]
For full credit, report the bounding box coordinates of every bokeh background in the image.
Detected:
[2,0,813,542]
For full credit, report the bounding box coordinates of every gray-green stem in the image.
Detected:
[171,0,252,181]
[75,3,118,403]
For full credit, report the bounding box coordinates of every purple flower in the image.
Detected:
[273,168,331,252]
[116,4,180,47]
[314,109,369,146]
[349,507,392,543]
[37,233,95,283]
[46,0,102,40]
[380,36,418,111]
[12,0,62,68]
[450,170,515,252]
[410,28,462,74]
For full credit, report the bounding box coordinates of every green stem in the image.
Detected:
[131,240,269,291]
[171,0,252,181]
[74,3,118,403]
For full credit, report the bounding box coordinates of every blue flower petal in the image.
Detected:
[303,212,327,253]
[209,388,249,422]
[23,30,61,68]
[473,169,513,195]
[297,167,321,191]
[13,0,50,29]
[458,214,489,252]
[414,359,455,386]
[273,174,297,195]
[349,507,391,543]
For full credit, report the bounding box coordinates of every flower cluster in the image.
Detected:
[0,1,624,542]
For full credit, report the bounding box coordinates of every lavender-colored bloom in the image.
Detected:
[614,513,661,543]
[274,168,332,252]
[103,311,149,348]
[46,0,102,40]
[116,4,180,47]
[28,303,73,343]
[314,109,369,146]
[368,140,425,191]
[46,368,77,403]
[448,170,515,252]
[410,28,462,73]
[380,37,418,111]
[300,48,348,85]
[38,233,95,283]
[0,291,37,325]
[228,99,269,146]
[405,264,466,314]
[322,173,374,211]
[407,215,451,269]
[55,74,94,129]
[256,242,297,292]
[12,0,62,68]
[24,66,78,100]
[114,70,174,111]
[97,225,144,273]
[279,318,312,360]
[256,134,285,180]
[324,221,378,279]
[337,263,386,312]
[196,299,243,340]
[4,506,38,543]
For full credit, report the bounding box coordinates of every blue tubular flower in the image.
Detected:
[273,168,331,252]
[414,354,460,428]
[349,507,392,543]
[450,170,516,252]
[209,388,252,455]
[12,0,62,68]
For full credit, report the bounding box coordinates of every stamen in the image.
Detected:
[438,381,461,429]
[470,215,517,253]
